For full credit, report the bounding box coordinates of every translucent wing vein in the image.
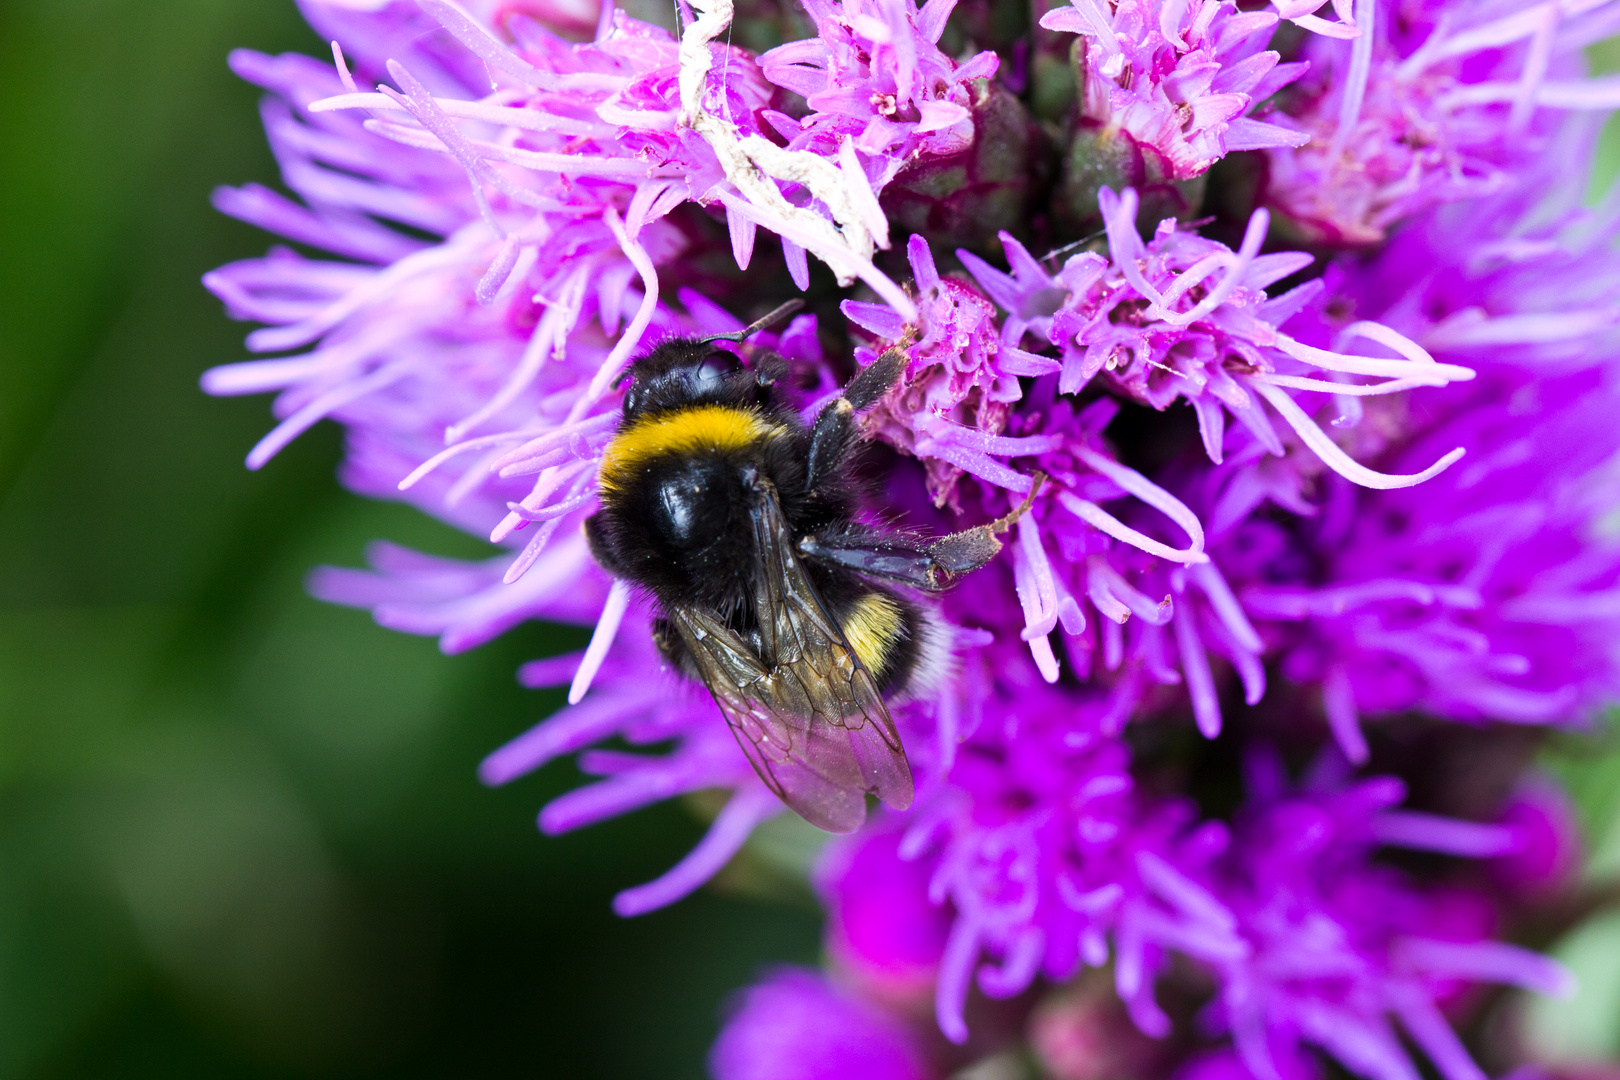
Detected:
[668,488,913,832]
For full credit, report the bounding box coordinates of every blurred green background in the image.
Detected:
[4,1,1620,1077]
[0,1,820,1076]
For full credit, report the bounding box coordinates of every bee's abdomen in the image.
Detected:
[836,590,925,698]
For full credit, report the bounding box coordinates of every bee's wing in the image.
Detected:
[667,490,914,833]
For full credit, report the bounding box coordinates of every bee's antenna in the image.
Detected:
[699,299,806,344]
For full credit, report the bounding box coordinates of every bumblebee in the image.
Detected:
[584,302,1041,833]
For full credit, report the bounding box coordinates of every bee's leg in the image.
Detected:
[844,344,911,410]
[651,615,702,682]
[797,535,944,589]
[806,346,909,493]
[924,474,1046,578]
[799,475,1046,590]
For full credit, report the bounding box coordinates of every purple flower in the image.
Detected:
[824,744,1574,1076]
[202,2,1609,1075]
[206,0,928,517]
[710,969,934,1080]
[817,640,1229,1042]
[757,0,999,184]
[960,190,1474,485]
[209,0,869,913]
[1226,180,1620,755]
[843,233,1024,505]
[1236,367,1620,753]
[1195,753,1572,1080]
[838,208,1472,725]
[1038,0,1310,180]
[1492,780,1582,899]
[1262,0,1620,243]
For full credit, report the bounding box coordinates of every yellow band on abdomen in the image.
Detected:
[842,592,905,675]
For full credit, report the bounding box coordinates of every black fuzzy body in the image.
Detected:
[585,339,925,697]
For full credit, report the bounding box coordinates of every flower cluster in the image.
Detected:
[1222,163,1620,754]
[811,734,1570,1080]
[1261,0,1620,243]
[209,0,1620,1077]
[1038,0,1310,181]
[758,0,998,177]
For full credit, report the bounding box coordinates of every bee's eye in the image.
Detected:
[693,351,741,387]
[623,383,644,415]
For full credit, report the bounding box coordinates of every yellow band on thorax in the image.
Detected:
[598,405,777,492]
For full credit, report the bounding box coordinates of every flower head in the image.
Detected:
[1039,0,1310,181]
[1226,180,1620,754]
[961,190,1474,487]
[711,969,934,1080]
[844,233,1023,504]
[1197,754,1572,1080]
[759,0,999,177]
[1262,0,1620,243]
[762,0,1054,249]
[205,0,1610,1075]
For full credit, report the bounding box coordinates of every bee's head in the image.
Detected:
[619,300,803,421]
[620,340,757,419]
